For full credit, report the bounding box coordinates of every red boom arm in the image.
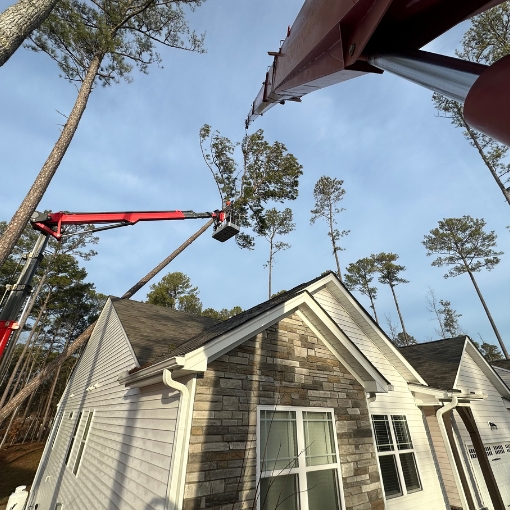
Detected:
[247,0,510,146]
[31,210,224,240]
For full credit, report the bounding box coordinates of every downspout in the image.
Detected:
[436,397,470,510]
[163,369,195,510]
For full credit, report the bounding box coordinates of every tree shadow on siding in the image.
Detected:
[30,305,113,509]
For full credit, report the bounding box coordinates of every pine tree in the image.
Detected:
[199,125,302,250]
[0,0,206,268]
[423,216,507,358]
[344,257,379,323]
[432,3,510,205]
[373,252,411,345]
[310,176,349,280]
[256,208,295,299]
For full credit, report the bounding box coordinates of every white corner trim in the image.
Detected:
[163,370,196,510]
[294,308,389,393]
[464,339,510,397]
[308,276,427,386]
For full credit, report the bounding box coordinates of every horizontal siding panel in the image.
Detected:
[30,300,178,510]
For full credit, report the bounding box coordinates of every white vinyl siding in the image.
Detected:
[29,300,181,510]
[312,287,447,510]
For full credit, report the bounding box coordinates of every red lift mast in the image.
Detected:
[0,207,239,361]
[246,0,510,146]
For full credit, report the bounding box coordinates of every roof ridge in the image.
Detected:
[398,336,467,348]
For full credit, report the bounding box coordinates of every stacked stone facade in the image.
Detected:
[183,314,384,510]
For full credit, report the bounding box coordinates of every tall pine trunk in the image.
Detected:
[466,269,508,358]
[0,0,59,67]
[389,283,409,344]
[328,204,341,280]
[368,294,379,324]
[462,116,510,207]
[0,55,102,267]
[0,221,214,422]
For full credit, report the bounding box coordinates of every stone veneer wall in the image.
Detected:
[183,314,384,510]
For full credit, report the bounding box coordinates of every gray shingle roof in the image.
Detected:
[111,297,219,367]
[111,272,331,370]
[168,273,329,357]
[490,360,510,371]
[398,337,467,390]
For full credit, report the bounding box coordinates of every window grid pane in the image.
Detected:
[307,468,339,510]
[378,455,402,498]
[261,474,299,510]
[391,416,413,450]
[65,412,82,466]
[399,452,421,492]
[372,415,394,452]
[260,411,298,472]
[303,412,336,466]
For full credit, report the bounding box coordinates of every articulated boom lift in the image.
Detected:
[246,0,510,146]
[0,206,239,360]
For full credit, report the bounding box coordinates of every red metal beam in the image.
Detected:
[246,0,507,144]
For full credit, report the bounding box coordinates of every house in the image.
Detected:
[26,272,510,510]
[400,338,510,510]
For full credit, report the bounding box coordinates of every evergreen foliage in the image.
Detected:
[432,3,510,204]
[199,125,302,249]
[146,271,201,312]
[423,216,507,358]
[257,208,295,299]
[344,257,379,323]
[310,176,349,280]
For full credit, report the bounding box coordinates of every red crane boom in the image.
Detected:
[0,206,239,362]
[246,0,510,146]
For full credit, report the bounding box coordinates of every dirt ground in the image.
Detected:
[0,442,44,510]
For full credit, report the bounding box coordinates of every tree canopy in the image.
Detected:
[146,272,201,312]
[422,216,502,278]
[310,176,349,280]
[344,257,379,323]
[199,125,302,249]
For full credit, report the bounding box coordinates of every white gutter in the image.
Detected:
[436,396,470,510]
[163,369,196,510]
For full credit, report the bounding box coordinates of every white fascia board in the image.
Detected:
[464,339,510,398]
[119,356,186,387]
[305,274,427,386]
[184,291,391,393]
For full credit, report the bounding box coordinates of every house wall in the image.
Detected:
[422,407,463,509]
[455,351,510,445]
[29,299,181,510]
[312,287,448,510]
[183,314,384,510]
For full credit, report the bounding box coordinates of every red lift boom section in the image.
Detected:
[246,0,510,146]
[0,207,239,362]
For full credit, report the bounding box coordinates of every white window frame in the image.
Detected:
[65,411,82,467]
[73,410,94,476]
[256,405,345,510]
[371,414,422,499]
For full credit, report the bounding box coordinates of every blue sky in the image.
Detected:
[1,0,509,349]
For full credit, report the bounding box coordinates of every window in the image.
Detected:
[371,415,421,499]
[73,411,93,475]
[50,410,65,449]
[65,412,82,466]
[258,407,342,510]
